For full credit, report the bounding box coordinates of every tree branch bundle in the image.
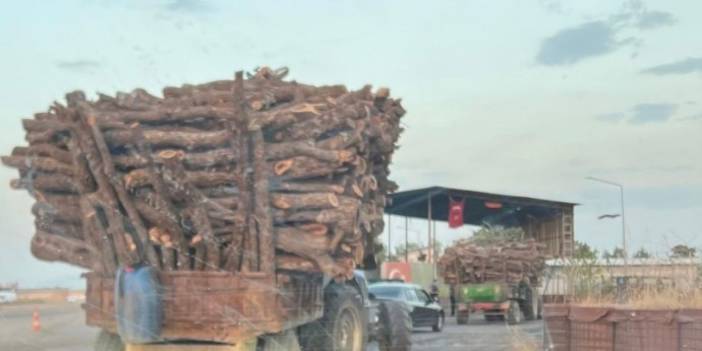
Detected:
[2,67,404,280]
[438,239,547,285]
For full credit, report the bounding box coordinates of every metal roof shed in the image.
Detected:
[385,186,576,258]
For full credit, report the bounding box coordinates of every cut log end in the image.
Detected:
[158,149,185,160]
[299,223,328,236]
[274,159,294,176]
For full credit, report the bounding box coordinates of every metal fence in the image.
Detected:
[544,305,702,351]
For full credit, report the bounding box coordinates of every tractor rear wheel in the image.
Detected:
[299,284,367,351]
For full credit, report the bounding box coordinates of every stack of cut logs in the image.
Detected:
[438,239,546,285]
[2,67,404,280]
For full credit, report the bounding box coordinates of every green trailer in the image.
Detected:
[453,280,540,325]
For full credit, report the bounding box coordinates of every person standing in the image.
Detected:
[449,284,457,316]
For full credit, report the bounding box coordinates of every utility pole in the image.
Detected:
[586,176,627,258]
[387,214,392,261]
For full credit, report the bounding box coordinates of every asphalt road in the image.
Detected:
[408,314,543,351]
[0,303,542,351]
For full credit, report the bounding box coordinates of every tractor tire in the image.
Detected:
[521,286,538,321]
[507,301,523,325]
[377,300,412,351]
[432,312,444,332]
[94,330,124,351]
[299,283,367,351]
[456,311,469,325]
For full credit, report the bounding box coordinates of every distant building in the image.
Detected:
[404,247,430,263]
[542,258,700,301]
[17,288,70,302]
[0,282,18,291]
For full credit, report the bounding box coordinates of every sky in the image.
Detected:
[0,0,700,288]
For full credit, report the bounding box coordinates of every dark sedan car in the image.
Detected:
[368,281,445,332]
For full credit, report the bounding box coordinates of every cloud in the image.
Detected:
[539,0,564,14]
[630,103,677,124]
[537,2,675,66]
[635,10,676,29]
[641,57,702,75]
[164,0,213,13]
[536,21,617,66]
[55,60,101,72]
[597,103,678,124]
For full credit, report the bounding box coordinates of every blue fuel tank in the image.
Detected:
[114,266,163,343]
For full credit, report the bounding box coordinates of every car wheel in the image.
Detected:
[94,330,124,351]
[432,313,444,332]
[377,300,412,351]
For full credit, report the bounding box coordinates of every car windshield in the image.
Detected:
[368,286,403,299]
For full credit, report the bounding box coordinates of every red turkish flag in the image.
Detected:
[448,197,464,228]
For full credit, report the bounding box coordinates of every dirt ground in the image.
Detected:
[0,302,542,351]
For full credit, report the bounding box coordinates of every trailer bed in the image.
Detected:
[84,271,324,343]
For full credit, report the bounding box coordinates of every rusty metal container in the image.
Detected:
[568,306,613,351]
[608,309,678,351]
[544,304,570,351]
[679,309,702,351]
[84,271,323,343]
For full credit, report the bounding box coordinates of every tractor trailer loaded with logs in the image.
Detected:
[2,67,410,350]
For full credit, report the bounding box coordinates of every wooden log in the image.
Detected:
[129,123,191,270]
[80,195,117,274]
[266,141,355,163]
[98,106,235,123]
[273,156,347,179]
[271,193,339,210]
[275,254,318,273]
[30,231,97,270]
[274,104,365,142]
[124,169,234,189]
[31,202,80,224]
[269,180,344,194]
[223,71,251,273]
[133,199,183,247]
[104,128,231,149]
[12,144,73,164]
[316,130,363,150]
[2,156,75,176]
[22,118,70,133]
[250,117,275,273]
[276,227,329,252]
[111,142,354,170]
[187,206,220,271]
[197,185,239,198]
[80,106,158,266]
[273,206,358,227]
[59,103,140,265]
[64,133,98,193]
[25,129,70,144]
[275,227,346,278]
[11,174,81,193]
